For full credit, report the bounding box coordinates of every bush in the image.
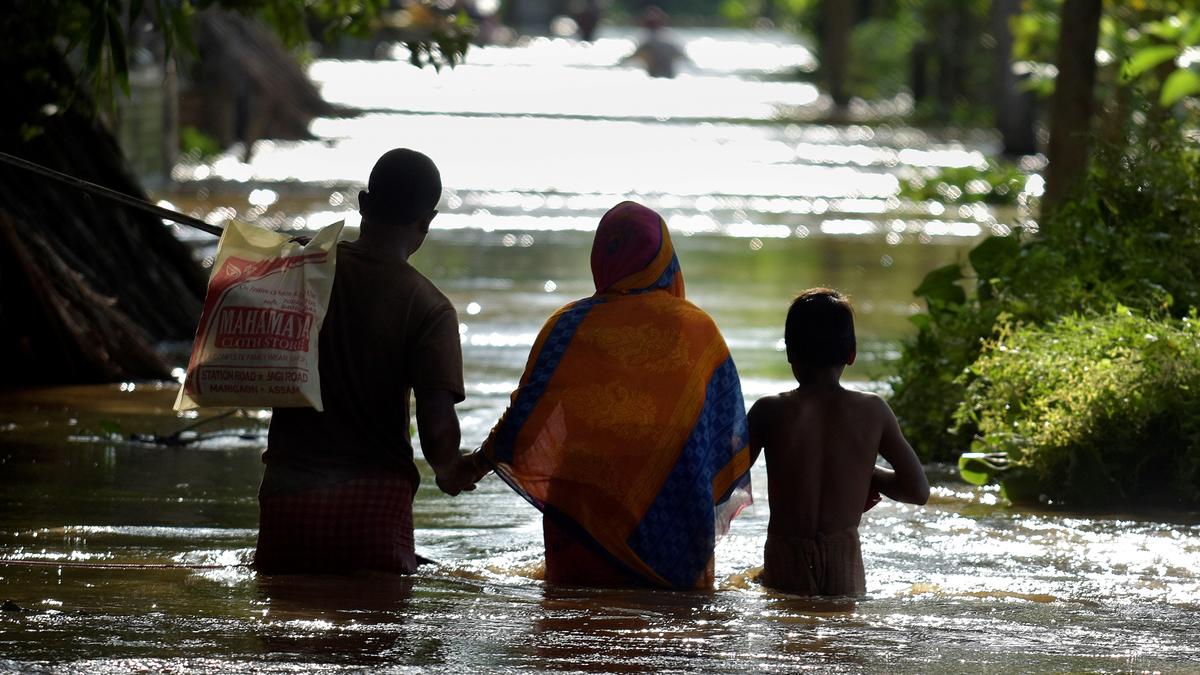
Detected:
[956,310,1200,508]
[890,127,1200,463]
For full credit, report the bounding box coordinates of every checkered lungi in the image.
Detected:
[254,475,417,574]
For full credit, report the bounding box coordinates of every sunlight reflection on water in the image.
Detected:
[5,26,1198,675]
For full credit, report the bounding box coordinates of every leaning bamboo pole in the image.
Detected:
[0,136,208,384]
[0,151,223,237]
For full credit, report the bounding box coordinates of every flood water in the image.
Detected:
[3,28,1200,673]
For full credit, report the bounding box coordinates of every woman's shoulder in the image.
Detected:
[534,297,606,336]
[671,297,723,331]
[547,296,601,320]
[558,292,722,334]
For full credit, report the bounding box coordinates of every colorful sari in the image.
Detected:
[481,201,753,589]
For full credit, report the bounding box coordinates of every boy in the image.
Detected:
[748,288,929,596]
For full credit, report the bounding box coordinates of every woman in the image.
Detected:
[479,201,753,590]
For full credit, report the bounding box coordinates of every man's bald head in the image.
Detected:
[358,149,442,226]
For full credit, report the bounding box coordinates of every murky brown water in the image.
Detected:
[3,28,1199,673]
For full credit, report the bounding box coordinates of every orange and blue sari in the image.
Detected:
[481,201,753,590]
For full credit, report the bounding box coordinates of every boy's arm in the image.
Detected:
[872,397,930,505]
[746,398,769,466]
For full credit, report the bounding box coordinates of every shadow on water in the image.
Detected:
[528,586,737,672]
[520,584,874,672]
[254,574,435,664]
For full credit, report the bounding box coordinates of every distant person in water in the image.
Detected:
[621,6,689,78]
[254,148,484,575]
[748,289,929,596]
[571,0,603,41]
[474,201,754,590]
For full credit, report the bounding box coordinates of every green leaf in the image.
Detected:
[1160,68,1200,106]
[98,419,125,436]
[1183,16,1200,48]
[968,235,1020,281]
[958,452,1008,486]
[107,8,130,96]
[86,7,108,75]
[1145,18,1184,42]
[1122,45,1179,81]
[19,123,46,142]
[129,0,145,33]
[914,263,966,305]
[165,1,195,57]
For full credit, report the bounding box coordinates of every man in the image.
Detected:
[621,6,689,79]
[254,148,483,574]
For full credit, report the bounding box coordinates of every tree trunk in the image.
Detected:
[991,0,1038,156]
[934,5,971,121]
[910,40,930,105]
[1097,39,1133,151]
[1042,0,1103,216]
[822,0,856,110]
[162,59,180,179]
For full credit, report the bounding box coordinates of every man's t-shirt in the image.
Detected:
[261,240,464,495]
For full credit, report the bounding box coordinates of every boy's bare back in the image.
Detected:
[748,385,926,540]
[749,288,928,595]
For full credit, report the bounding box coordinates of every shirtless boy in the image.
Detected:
[748,288,929,596]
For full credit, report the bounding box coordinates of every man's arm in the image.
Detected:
[415,388,481,496]
[872,397,930,505]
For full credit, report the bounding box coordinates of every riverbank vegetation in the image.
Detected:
[960,309,1200,508]
[881,0,1200,508]
[892,123,1200,461]
[720,1,1200,507]
[897,161,1028,207]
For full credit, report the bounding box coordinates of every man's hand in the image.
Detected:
[434,450,492,496]
[416,388,466,495]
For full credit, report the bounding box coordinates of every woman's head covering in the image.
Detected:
[590,201,684,297]
[482,202,750,590]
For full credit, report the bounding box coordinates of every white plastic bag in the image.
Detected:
[174,219,343,411]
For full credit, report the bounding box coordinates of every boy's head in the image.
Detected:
[785,288,856,367]
[358,148,441,230]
